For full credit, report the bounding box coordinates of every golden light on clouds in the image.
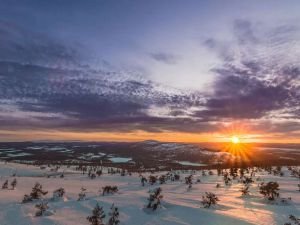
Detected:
[0,127,299,143]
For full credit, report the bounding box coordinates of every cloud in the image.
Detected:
[0,19,299,137]
[199,20,300,123]
[149,52,179,65]
[0,60,207,132]
[0,20,80,67]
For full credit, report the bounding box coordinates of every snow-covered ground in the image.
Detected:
[0,161,299,225]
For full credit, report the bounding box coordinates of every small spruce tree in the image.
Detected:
[35,201,49,217]
[159,175,166,184]
[259,182,280,201]
[52,188,65,200]
[78,187,87,201]
[240,185,250,196]
[11,178,17,190]
[185,175,193,189]
[96,170,102,177]
[22,182,48,203]
[284,214,300,225]
[108,204,120,225]
[87,203,106,225]
[147,187,163,210]
[201,192,219,208]
[2,180,8,189]
[102,186,118,196]
[141,177,147,186]
[148,175,157,185]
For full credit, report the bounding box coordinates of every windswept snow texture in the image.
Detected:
[0,162,299,225]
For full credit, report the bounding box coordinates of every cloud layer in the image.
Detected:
[0,15,299,140]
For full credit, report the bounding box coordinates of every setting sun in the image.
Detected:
[231,136,240,144]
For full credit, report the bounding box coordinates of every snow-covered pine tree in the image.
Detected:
[185,175,193,189]
[147,187,163,210]
[35,201,49,217]
[159,175,166,184]
[11,178,17,190]
[242,177,253,185]
[223,173,232,186]
[148,175,157,185]
[259,181,280,200]
[108,204,120,225]
[102,186,118,196]
[31,183,48,199]
[96,170,102,177]
[174,174,180,181]
[201,192,219,208]
[284,214,300,225]
[22,182,48,203]
[78,187,86,201]
[87,203,106,225]
[52,188,65,200]
[240,185,250,196]
[141,176,147,186]
[2,180,8,189]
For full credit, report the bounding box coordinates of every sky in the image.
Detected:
[0,0,300,143]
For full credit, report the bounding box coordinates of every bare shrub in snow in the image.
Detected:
[201,192,219,208]
[259,182,280,201]
[147,187,163,211]
[87,203,105,225]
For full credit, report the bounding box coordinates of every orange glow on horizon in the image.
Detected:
[0,129,300,143]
